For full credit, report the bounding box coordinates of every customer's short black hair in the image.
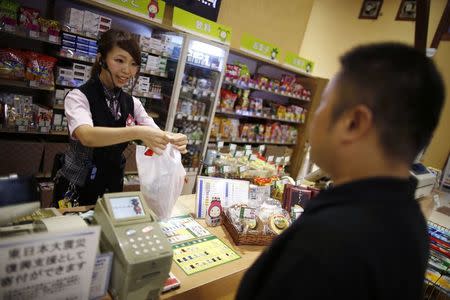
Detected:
[332,42,445,164]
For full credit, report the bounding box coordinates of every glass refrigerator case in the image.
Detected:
[166,34,229,184]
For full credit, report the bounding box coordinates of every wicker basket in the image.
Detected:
[222,213,276,246]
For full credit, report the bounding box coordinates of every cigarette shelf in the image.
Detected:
[209,138,296,146]
[0,26,61,45]
[215,110,303,125]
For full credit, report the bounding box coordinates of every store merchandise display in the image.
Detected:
[59,31,98,63]
[0,1,61,43]
[0,48,57,90]
[63,7,111,37]
[218,85,307,124]
[211,116,297,144]
[56,63,92,88]
[0,92,67,133]
[224,63,311,101]
[425,221,450,296]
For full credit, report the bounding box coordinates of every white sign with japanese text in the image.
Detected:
[0,226,100,300]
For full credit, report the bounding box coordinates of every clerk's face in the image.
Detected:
[102,46,139,88]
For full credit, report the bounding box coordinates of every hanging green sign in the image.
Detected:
[172,7,232,45]
[240,33,281,62]
[284,52,315,74]
[102,0,165,23]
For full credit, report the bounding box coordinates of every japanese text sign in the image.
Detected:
[284,51,315,74]
[0,226,100,300]
[240,33,281,62]
[172,7,232,45]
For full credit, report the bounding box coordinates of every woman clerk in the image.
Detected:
[54,29,187,206]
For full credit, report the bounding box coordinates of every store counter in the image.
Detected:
[161,194,265,300]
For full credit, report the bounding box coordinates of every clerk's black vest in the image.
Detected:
[79,77,134,169]
[58,77,134,204]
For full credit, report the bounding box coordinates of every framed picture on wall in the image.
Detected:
[359,0,383,19]
[396,0,417,21]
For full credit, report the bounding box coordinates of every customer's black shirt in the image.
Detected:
[236,177,429,300]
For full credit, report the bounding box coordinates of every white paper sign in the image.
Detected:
[267,156,274,163]
[195,176,249,218]
[229,144,237,152]
[89,252,113,300]
[0,226,100,300]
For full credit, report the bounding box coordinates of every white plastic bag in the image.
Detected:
[136,144,186,219]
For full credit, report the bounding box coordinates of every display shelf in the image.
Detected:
[132,91,163,100]
[142,48,170,58]
[61,29,98,41]
[140,70,168,79]
[186,61,221,73]
[215,109,302,125]
[187,139,203,145]
[175,113,208,123]
[0,79,55,91]
[222,78,310,102]
[56,51,95,64]
[210,138,295,146]
[55,80,81,89]
[0,26,61,45]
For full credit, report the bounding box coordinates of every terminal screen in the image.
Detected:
[109,196,145,220]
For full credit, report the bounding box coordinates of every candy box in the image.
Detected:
[280,74,295,92]
[220,89,238,112]
[225,64,241,80]
[19,6,40,30]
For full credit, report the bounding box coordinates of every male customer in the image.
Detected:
[236,43,445,299]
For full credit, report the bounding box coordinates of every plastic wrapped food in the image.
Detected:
[25,52,57,87]
[0,49,25,80]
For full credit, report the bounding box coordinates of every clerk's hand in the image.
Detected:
[138,126,170,155]
[167,132,188,154]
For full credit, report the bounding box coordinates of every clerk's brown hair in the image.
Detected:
[91,29,141,77]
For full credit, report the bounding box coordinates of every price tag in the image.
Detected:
[217,141,224,149]
[267,156,274,163]
[207,166,216,175]
[176,113,183,119]
[193,89,199,95]
[195,140,201,145]
[245,145,252,150]
[235,151,244,158]
[187,115,193,121]
[48,35,59,43]
[4,24,15,32]
[284,156,291,164]
[194,116,200,121]
[202,91,208,97]
[275,157,283,164]
[222,166,230,173]
[258,145,266,154]
[249,154,257,161]
[210,92,215,99]
[29,31,40,38]
[244,150,252,157]
[182,86,188,93]
[239,166,247,173]
[230,144,237,152]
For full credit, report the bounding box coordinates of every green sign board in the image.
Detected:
[172,8,232,45]
[284,52,315,74]
[240,33,281,62]
[105,0,165,23]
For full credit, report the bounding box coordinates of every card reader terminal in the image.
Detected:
[94,192,173,300]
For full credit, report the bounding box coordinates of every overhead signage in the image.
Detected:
[284,51,315,74]
[100,0,166,23]
[240,33,281,62]
[172,7,231,45]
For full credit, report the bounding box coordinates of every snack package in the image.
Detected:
[235,89,250,112]
[264,124,272,142]
[25,52,57,87]
[280,74,295,92]
[237,62,250,83]
[210,117,221,139]
[240,123,250,140]
[271,123,282,142]
[277,105,287,119]
[288,127,298,143]
[18,6,40,30]
[0,49,25,80]
[247,124,256,141]
[280,125,290,143]
[230,119,240,140]
[220,88,238,112]
[250,97,263,115]
[220,119,233,140]
[225,64,240,81]
[256,75,269,89]
[255,124,265,142]
[38,17,60,35]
